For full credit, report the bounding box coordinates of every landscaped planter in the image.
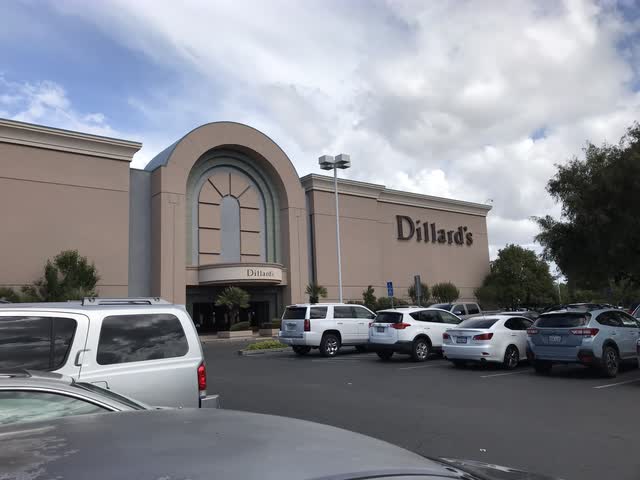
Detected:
[259,328,280,337]
[217,330,254,339]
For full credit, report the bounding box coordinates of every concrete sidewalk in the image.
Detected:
[199,334,277,344]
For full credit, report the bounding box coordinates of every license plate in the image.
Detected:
[286,323,297,331]
[549,335,562,343]
[456,337,467,344]
[376,326,385,333]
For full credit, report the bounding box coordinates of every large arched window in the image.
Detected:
[196,168,266,265]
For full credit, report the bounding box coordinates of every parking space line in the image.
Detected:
[480,370,530,378]
[593,378,640,389]
[398,363,445,370]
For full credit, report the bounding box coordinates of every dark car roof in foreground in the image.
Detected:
[1,409,464,480]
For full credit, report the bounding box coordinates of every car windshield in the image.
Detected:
[535,313,589,328]
[282,307,307,320]
[431,304,452,310]
[373,312,404,323]
[74,382,148,410]
[457,318,498,329]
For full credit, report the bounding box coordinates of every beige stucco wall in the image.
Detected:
[0,142,133,296]
[308,185,491,302]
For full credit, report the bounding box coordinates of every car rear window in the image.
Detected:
[458,318,498,329]
[535,313,589,328]
[374,312,403,323]
[283,307,307,320]
[0,316,77,371]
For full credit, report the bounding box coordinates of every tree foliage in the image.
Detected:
[215,286,250,326]
[408,282,430,305]
[535,123,640,289]
[431,282,459,303]
[361,285,377,311]
[474,244,555,309]
[305,283,328,304]
[374,296,408,311]
[20,250,99,302]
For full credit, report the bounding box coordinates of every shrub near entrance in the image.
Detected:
[245,340,287,351]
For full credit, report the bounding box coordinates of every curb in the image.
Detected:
[238,347,290,356]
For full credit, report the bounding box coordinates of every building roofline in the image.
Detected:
[300,173,492,216]
[0,118,142,162]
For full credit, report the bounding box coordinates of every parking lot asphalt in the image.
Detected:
[203,341,640,480]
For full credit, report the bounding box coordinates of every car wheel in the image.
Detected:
[292,346,311,356]
[533,360,552,374]
[411,337,430,362]
[502,345,519,370]
[601,346,619,378]
[377,351,393,361]
[320,333,340,357]
[451,359,466,368]
[355,345,367,353]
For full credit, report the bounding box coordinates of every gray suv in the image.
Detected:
[526,307,640,377]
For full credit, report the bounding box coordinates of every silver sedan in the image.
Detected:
[0,370,149,426]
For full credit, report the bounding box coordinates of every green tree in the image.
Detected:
[407,282,430,305]
[215,287,250,327]
[0,287,21,303]
[362,285,377,311]
[21,250,99,302]
[535,123,640,290]
[431,282,460,303]
[474,244,555,309]
[375,296,408,311]
[305,283,328,304]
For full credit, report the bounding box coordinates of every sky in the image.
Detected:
[1,0,639,260]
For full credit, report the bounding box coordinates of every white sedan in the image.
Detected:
[443,315,533,369]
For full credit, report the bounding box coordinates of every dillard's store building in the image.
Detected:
[0,119,491,332]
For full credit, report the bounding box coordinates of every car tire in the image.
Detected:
[451,359,466,368]
[377,351,393,361]
[600,346,619,378]
[533,360,552,374]
[292,346,311,356]
[319,333,341,357]
[502,345,519,370]
[355,345,367,353]
[411,337,430,362]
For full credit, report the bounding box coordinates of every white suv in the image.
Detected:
[279,304,376,357]
[369,307,462,361]
[0,297,219,408]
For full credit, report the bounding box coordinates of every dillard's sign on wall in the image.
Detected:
[396,215,473,246]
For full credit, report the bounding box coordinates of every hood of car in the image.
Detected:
[439,458,563,480]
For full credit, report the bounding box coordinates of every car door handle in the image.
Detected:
[74,349,90,367]
[358,322,365,325]
[337,322,343,325]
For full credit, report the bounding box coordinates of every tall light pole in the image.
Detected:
[319,154,351,303]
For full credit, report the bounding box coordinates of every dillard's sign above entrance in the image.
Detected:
[396,215,473,246]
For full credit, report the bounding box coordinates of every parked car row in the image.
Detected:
[279,302,640,378]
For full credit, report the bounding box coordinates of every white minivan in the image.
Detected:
[279,303,376,357]
[0,298,219,408]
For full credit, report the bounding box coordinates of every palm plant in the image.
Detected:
[215,287,250,327]
[305,283,328,304]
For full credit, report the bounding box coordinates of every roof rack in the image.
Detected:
[81,297,170,306]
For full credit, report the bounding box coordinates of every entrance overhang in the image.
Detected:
[187,263,287,286]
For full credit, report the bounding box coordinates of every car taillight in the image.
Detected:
[527,328,539,336]
[443,333,450,340]
[197,362,207,392]
[304,319,311,332]
[473,333,493,341]
[570,328,599,337]
[391,322,411,330]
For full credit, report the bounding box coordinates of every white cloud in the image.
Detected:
[0,76,120,138]
[11,0,640,257]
